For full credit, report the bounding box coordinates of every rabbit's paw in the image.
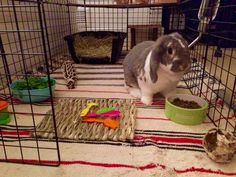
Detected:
[141,96,153,105]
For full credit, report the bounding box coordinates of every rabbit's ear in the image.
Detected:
[149,50,160,83]
[169,32,183,39]
[169,32,188,47]
[148,36,166,83]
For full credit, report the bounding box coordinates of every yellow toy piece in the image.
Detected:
[80,102,98,117]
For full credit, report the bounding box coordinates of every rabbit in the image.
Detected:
[123,32,191,105]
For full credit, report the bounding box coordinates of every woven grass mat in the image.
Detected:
[34,98,137,141]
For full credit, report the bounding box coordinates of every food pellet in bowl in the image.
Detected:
[171,98,201,109]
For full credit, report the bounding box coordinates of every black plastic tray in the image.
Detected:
[64,31,127,64]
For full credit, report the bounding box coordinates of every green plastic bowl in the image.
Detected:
[165,94,208,125]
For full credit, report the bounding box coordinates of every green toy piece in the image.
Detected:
[0,100,10,125]
[96,107,115,114]
[0,117,10,125]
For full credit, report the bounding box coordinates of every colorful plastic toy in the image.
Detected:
[86,110,120,118]
[96,107,115,114]
[0,100,10,125]
[80,102,98,117]
[82,117,119,129]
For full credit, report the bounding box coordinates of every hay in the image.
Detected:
[34,98,137,141]
[73,35,114,59]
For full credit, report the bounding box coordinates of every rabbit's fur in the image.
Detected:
[123,32,191,105]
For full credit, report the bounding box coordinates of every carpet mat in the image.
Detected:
[34,98,136,141]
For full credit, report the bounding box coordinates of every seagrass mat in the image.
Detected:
[34,98,137,141]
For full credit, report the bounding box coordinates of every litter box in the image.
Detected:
[64,31,127,64]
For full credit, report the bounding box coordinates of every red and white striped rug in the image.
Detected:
[1,61,236,177]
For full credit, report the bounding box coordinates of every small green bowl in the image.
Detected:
[165,94,208,125]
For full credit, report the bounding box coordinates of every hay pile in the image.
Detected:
[74,35,114,59]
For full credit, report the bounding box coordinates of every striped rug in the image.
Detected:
[0,60,236,177]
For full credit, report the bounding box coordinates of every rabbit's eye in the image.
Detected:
[167,47,173,55]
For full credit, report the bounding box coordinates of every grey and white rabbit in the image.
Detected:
[123,32,191,105]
